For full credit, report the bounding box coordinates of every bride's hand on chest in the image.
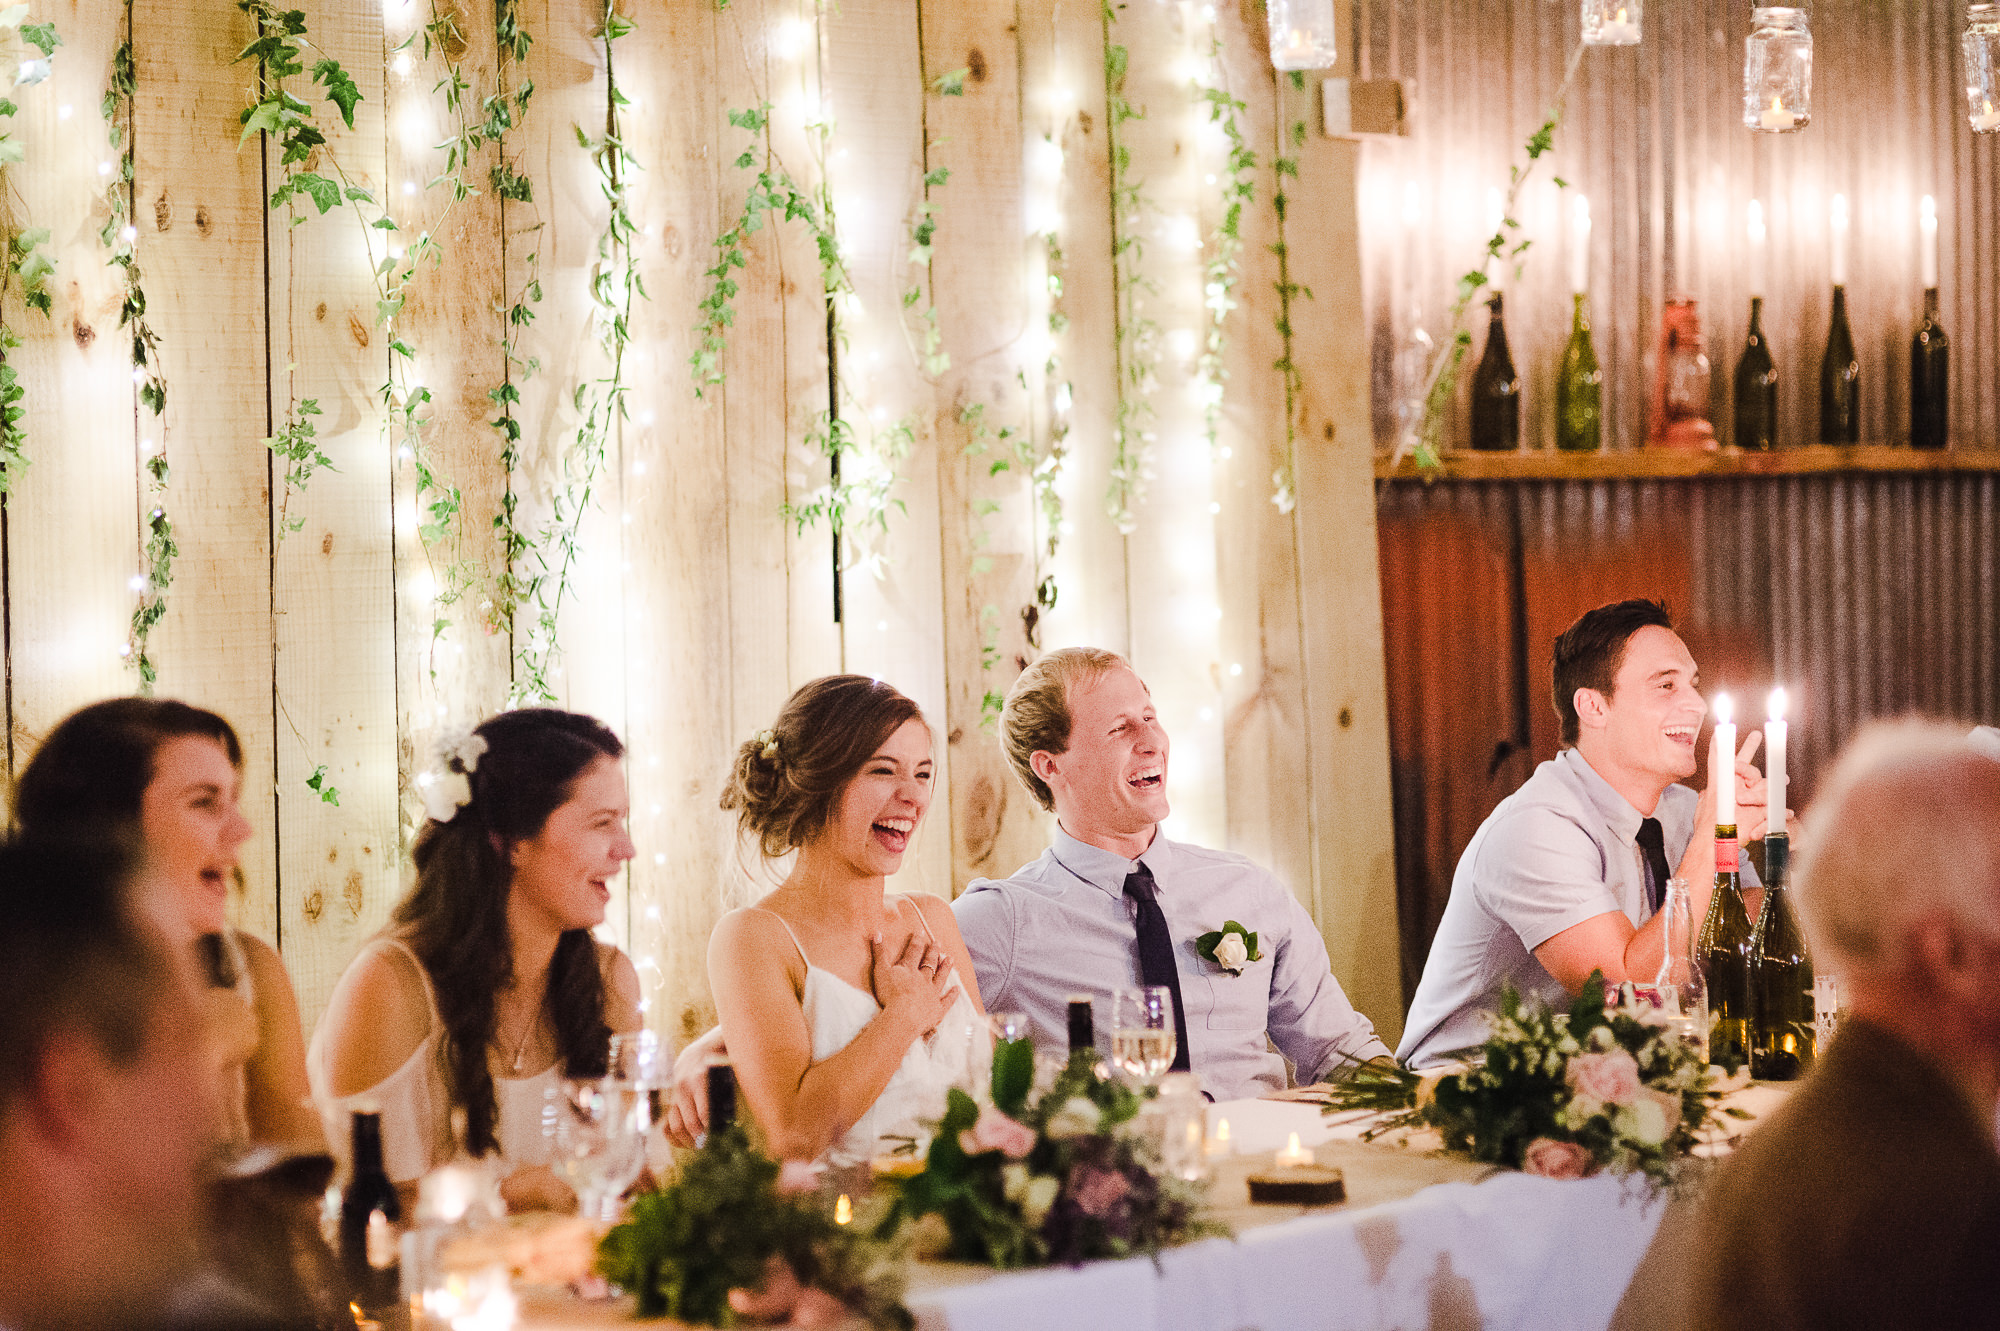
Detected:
[869,926,956,1036]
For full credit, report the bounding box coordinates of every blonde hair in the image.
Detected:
[1792,720,2000,979]
[1000,646,1129,812]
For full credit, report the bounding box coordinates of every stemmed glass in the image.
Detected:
[550,1037,655,1223]
[1110,985,1178,1088]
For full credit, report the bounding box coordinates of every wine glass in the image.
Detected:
[549,1078,646,1223]
[1110,985,1177,1088]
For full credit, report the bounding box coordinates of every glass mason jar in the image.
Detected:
[1580,0,1643,47]
[1266,0,1338,71]
[1966,4,2000,133]
[1744,8,1813,133]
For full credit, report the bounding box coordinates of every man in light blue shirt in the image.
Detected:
[1399,600,1779,1068]
[954,647,1389,1100]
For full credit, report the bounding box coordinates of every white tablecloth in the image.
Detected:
[908,1099,1673,1331]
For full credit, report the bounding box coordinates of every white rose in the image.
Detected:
[422,769,472,822]
[1044,1096,1102,1139]
[1214,932,1251,972]
[1021,1175,1061,1227]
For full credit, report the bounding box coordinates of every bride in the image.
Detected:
[708,675,987,1164]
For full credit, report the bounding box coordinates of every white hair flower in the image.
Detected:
[754,728,779,762]
[418,727,488,823]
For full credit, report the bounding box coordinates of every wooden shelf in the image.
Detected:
[1375,444,2000,482]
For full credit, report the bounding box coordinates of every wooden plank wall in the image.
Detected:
[0,0,1400,1043]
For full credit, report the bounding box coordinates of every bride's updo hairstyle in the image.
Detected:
[721,675,926,860]
[394,707,622,1156]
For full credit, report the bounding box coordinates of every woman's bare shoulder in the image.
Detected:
[319,937,435,1097]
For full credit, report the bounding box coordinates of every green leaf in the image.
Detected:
[311,56,363,128]
[989,1037,1034,1117]
[19,20,58,54]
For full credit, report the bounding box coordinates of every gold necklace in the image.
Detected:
[505,1005,539,1074]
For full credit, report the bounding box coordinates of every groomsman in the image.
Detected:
[954,647,1389,1100]
[1398,599,1777,1068]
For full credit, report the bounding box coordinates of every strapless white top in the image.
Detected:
[306,937,558,1182]
[764,901,988,1166]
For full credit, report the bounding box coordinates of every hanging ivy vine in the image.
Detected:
[100,31,174,689]
[1268,69,1307,513]
[0,13,61,495]
[1194,38,1253,459]
[487,0,540,637]
[507,0,641,703]
[1100,0,1156,535]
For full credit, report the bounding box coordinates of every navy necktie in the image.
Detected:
[1123,862,1192,1073]
[1636,817,1670,917]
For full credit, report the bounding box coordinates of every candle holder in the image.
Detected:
[1648,299,1717,451]
[1266,0,1337,72]
[1581,0,1643,47]
[1966,5,2000,133]
[1743,7,1812,133]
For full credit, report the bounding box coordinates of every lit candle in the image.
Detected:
[1712,693,1736,829]
[1830,194,1850,287]
[1274,1131,1314,1168]
[834,1194,853,1225]
[1765,688,1788,830]
[1745,199,1767,297]
[1759,95,1797,132]
[1975,98,2000,133]
[1597,7,1641,44]
[1571,194,1592,296]
[1920,195,1939,291]
[1206,1116,1233,1157]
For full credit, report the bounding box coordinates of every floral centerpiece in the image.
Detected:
[876,1040,1225,1268]
[597,1121,912,1328]
[1324,972,1747,1191]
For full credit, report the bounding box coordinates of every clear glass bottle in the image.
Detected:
[1265,0,1337,71]
[1965,4,2000,133]
[1393,295,1436,458]
[1744,8,1813,133]
[1580,0,1643,46]
[1556,293,1603,452]
[1652,876,1709,1063]
[1155,1071,1208,1182]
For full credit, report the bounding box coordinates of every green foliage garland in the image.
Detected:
[1268,69,1307,514]
[1194,38,1253,458]
[1100,0,1156,535]
[0,11,62,495]
[486,0,540,639]
[506,0,641,704]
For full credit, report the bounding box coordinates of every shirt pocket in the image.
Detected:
[1201,953,1275,1029]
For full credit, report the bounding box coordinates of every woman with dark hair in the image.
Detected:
[13,696,321,1152]
[705,675,986,1164]
[309,708,641,1210]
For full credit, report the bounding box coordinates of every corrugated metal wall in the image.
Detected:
[1355,0,2000,452]
[1378,471,2000,1002]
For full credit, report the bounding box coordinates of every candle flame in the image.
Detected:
[1615,6,1628,21]
[1921,194,1937,227]
[1714,693,1733,725]
[1768,687,1788,721]
[1771,94,1782,113]
[834,1194,853,1225]
[1287,1131,1301,1151]
[1216,1118,1231,1142]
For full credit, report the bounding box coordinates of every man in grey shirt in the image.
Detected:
[1399,600,1779,1068]
[955,647,1389,1100]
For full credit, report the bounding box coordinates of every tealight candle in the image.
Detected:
[1766,688,1788,828]
[1712,693,1736,830]
[1595,6,1641,44]
[1975,97,2000,133]
[1274,1132,1314,1169]
[1206,1116,1233,1157]
[1759,95,1797,132]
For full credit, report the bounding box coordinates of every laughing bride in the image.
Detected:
[707,675,989,1164]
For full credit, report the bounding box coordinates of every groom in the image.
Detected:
[953,647,1389,1100]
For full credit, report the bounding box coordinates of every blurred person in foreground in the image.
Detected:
[0,836,222,1331]
[1687,721,2000,1331]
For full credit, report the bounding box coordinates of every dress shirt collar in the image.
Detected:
[1557,746,1648,845]
[1049,821,1174,898]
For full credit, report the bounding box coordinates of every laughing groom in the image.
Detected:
[953,647,1389,1100]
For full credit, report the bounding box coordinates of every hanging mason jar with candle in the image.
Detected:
[1965,4,2000,133]
[1266,0,1338,71]
[1581,0,1643,47]
[1743,8,1812,133]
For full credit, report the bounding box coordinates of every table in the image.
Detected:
[518,1089,1790,1331]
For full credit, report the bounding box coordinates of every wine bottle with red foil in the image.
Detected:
[1749,833,1814,1079]
[1469,294,1521,451]
[339,1107,402,1319]
[1734,296,1779,450]
[1698,825,1755,1069]
[1818,285,1860,443]
[1910,287,1950,449]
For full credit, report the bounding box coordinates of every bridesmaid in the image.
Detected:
[311,708,641,1211]
[706,675,986,1164]
[13,698,321,1152]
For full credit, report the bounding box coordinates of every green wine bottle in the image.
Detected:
[1698,823,1755,1069]
[1911,286,1950,449]
[1734,296,1779,450]
[1469,294,1521,452]
[1749,833,1814,1080]
[1556,293,1602,452]
[1818,285,1860,443]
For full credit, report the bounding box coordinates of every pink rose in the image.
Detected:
[1521,1136,1596,1180]
[1067,1165,1133,1218]
[958,1104,1037,1159]
[1567,1049,1642,1108]
[777,1160,825,1194]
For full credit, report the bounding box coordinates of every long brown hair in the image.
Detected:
[395,708,622,1157]
[13,697,244,838]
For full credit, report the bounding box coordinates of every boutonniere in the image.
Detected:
[1195,920,1262,974]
